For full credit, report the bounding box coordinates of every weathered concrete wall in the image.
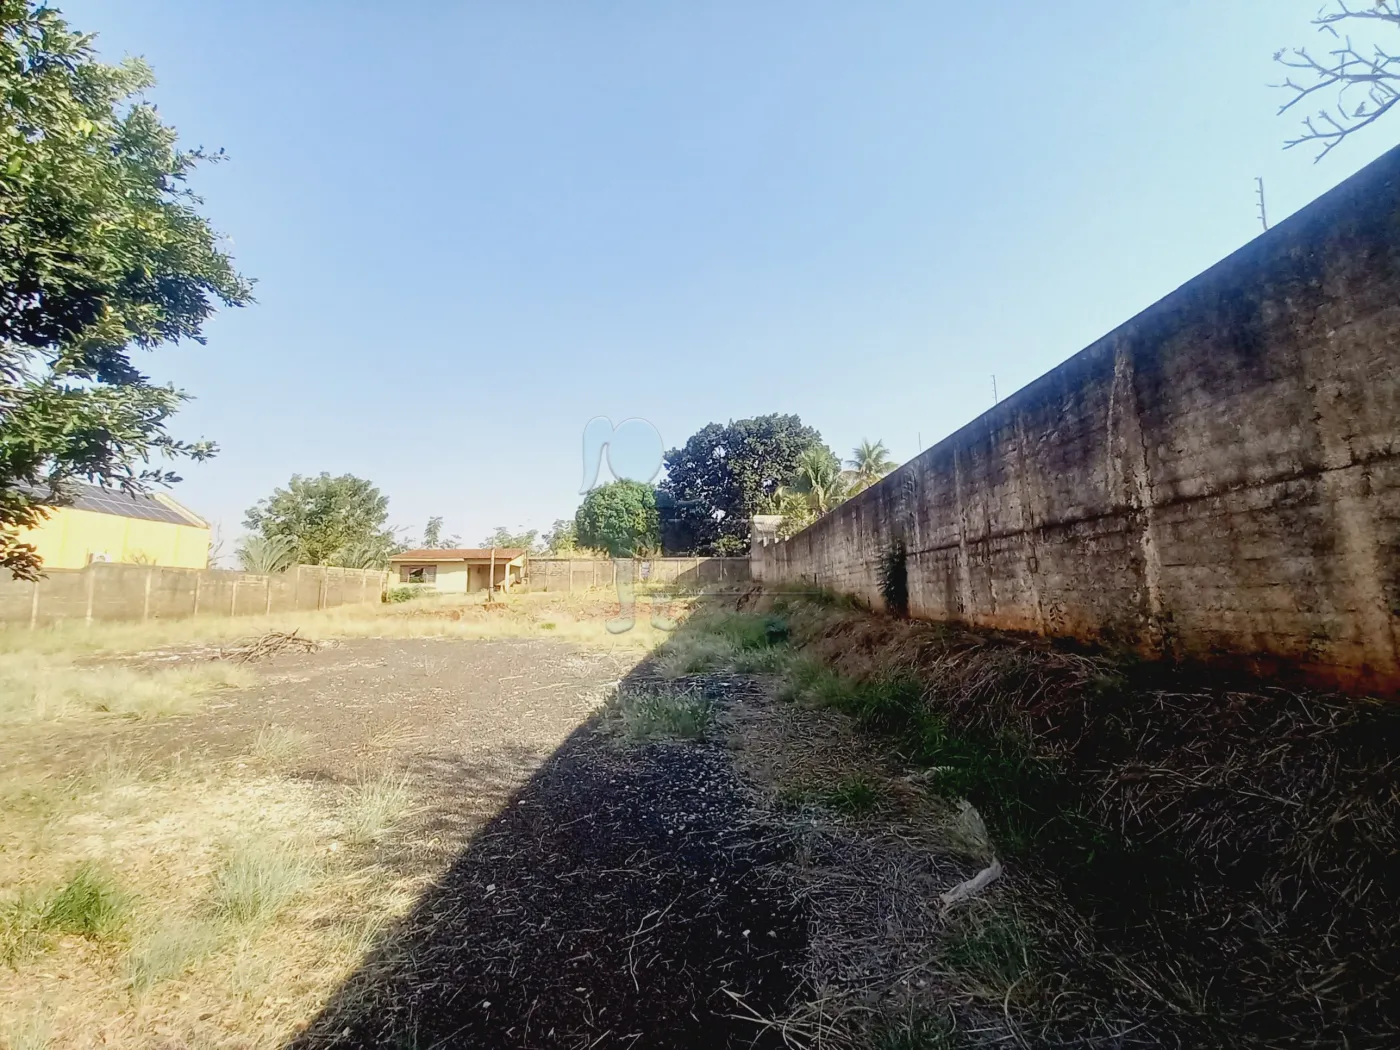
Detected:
[0,563,389,627]
[526,557,751,592]
[754,143,1400,696]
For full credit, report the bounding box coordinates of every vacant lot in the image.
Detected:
[0,594,676,1048]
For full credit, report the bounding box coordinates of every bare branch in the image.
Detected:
[1274,2,1400,160]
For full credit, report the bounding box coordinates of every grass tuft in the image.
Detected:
[211,843,312,924]
[41,863,131,940]
[344,772,413,845]
[613,687,715,741]
[942,908,1039,1000]
[250,724,311,766]
[126,916,222,990]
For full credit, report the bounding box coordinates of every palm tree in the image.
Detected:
[236,534,299,574]
[847,439,896,493]
[785,447,850,512]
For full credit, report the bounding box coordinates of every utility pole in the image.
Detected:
[1255,177,1269,231]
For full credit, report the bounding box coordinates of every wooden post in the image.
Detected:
[317,570,327,610]
[192,573,202,616]
[489,548,497,599]
[142,568,154,621]
[84,566,96,625]
[568,558,575,593]
[230,579,239,617]
[29,579,40,630]
[265,576,273,615]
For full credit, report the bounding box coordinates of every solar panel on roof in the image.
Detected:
[20,481,195,526]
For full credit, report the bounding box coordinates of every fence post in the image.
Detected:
[318,570,327,610]
[568,559,575,593]
[142,568,154,621]
[265,576,273,615]
[29,579,40,629]
[230,579,239,617]
[192,573,202,616]
[84,567,96,626]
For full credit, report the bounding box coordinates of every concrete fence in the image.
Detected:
[0,562,389,628]
[753,142,1400,696]
[525,557,751,592]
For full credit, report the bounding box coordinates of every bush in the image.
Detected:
[385,585,432,603]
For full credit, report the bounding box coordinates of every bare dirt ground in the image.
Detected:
[1,621,816,1049]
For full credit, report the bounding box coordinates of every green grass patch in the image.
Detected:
[613,687,714,741]
[40,863,131,940]
[942,909,1040,1000]
[874,1012,961,1050]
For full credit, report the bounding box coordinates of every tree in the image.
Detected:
[480,526,539,551]
[0,4,251,579]
[847,438,896,493]
[774,446,850,537]
[236,533,297,574]
[1277,2,1400,160]
[243,473,394,566]
[421,515,460,549]
[660,414,832,555]
[542,518,578,554]
[574,480,660,558]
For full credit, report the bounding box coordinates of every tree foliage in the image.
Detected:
[542,518,578,554]
[235,533,297,575]
[480,526,540,552]
[574,480,660,558]
[243,473,395,567]
[847,438,896,493]
[421,515,460,549]
[660,414,832,555]
[0,3,251,578]
[1277,1,1400,160]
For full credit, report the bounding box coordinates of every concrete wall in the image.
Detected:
[526,557,751,592]
[753,143,1400,696]
[0,562,389,627]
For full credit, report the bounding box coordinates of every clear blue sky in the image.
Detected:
[58,1,1398,554]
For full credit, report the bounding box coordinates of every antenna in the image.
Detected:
[992,375,999,405]
[1255,177,1269,231]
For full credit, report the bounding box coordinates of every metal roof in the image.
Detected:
[390,548,528,563]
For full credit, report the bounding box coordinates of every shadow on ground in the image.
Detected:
[288,663,805,1050]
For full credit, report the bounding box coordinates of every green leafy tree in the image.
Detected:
[660,414,832,555]
[421,515,460,549]
[575,481,660,558]
[0,4,251,578]
[847,438,896,493]
[480,526,539,551]
[243,473,394,566]
[542,518,578,554]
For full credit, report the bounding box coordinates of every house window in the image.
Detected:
[401,565,436,584]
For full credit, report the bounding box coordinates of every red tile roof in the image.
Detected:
[390,548,528,563]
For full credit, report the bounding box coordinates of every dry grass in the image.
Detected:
[0,653,252,723]
[0,593,636,1048]
[705,589,1400,1047]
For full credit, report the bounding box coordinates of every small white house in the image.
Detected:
[388,548,527,593]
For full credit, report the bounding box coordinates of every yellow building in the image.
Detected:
[389,548,527,593]
[19,482,212,570]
